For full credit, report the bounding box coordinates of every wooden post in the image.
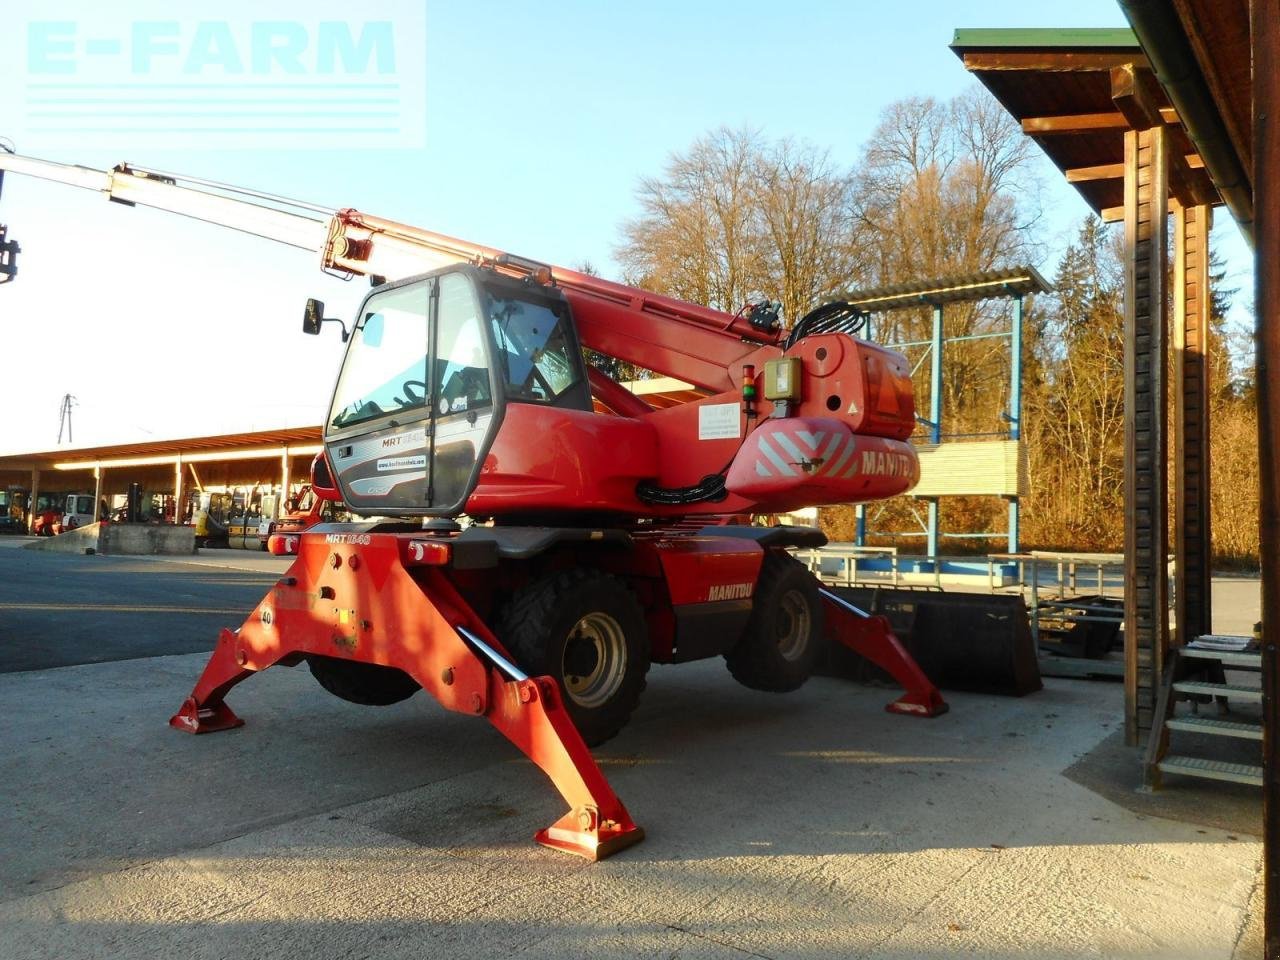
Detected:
[92,466,103,522]
[28,467,39,533]
[1173,202,1213,645]
[280,450,291,515]
[173,459,184,527]
[1122,121,1170,747]
[1253,2,1280,953]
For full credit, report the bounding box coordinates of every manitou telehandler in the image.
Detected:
[0,154,946,859]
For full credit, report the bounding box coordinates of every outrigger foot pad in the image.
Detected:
[536,809,646,861]
[886,691,950,717]
[169,697,244,734]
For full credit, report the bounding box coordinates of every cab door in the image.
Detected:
[324,269,498,516]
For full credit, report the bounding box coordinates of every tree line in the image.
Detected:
[614,89,1259,566]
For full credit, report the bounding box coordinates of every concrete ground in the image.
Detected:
[0,542,1263,959]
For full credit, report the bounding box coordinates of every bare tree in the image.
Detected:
[752,139,864,324]
[617,127,862,326]
[619,127,764,315]
[849,87,1041,437]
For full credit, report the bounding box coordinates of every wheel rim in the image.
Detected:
[775,589,811,661]
[562,612,628,708]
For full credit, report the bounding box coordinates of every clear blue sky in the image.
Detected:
[0,1,1252,452]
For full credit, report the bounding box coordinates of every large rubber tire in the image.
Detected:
[495,569,649,747]
[306,656,420,706]
[725,552,823,692]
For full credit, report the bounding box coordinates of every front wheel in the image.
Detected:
[496,569,649,747]
[725,552,823,692]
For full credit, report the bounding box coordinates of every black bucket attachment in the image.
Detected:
[819,586,1042,697]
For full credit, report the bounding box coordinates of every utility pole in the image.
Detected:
[0,141,19,285]
[57,393,76,444]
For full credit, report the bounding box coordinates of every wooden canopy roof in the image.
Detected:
[951,28,1222,222]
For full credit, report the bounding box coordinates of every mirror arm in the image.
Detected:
[326,318,350,342]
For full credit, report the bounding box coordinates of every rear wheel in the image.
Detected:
[495,569,649,746]
[307,656,420,706]
[725,552,823,692]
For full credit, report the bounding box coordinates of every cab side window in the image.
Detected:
[434,273,492,416]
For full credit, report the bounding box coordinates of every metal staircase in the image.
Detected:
[1143,637,1264,789]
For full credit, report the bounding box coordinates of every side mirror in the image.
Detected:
[302,298,349,342]
[310,453,342,502]
[0,224,18,284]
[302,298,324,335]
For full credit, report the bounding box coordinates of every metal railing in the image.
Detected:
[794,544,1018,592]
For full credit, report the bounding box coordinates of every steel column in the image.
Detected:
[1173,203,1213,646]
[1009,295,1024,441]
[1121,122,1170,746]
[929,304,943,444]
[1008,294,1024,554]
[926,499,939,558]
[92,467,103,523]
[925,301,942,557]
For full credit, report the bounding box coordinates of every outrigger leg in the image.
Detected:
[820,587,949,718]
[169,535,643,860]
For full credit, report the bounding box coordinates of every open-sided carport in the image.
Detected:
[0,425,322,529]
[957,7,1280,953]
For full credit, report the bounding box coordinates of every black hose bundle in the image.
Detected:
[636,473,729,506]
[786,301,868,349]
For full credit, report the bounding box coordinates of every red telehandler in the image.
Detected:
[0,154,946,859]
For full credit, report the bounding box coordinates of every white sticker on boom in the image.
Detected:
[698,403,741,440]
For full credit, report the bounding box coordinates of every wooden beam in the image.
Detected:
[962,51,1143,72]
[1066,162,1124,183]
[1186,152,1205,169]
[1112,64,1166,130]
[1253,1,1280,952]
[1021,108,1181,136]
[1101,205,1125,223]
[1021,112,1129,134]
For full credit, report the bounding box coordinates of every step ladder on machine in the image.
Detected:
[1143,635,1264,789]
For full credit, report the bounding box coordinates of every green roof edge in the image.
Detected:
[950,27,1139,50]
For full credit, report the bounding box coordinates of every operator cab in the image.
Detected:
[322,264,590,517]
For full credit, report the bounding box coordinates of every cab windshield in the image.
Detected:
[328,275,497,430]
[329,282,430,431]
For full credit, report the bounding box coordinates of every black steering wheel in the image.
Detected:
[400,379,428,405]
